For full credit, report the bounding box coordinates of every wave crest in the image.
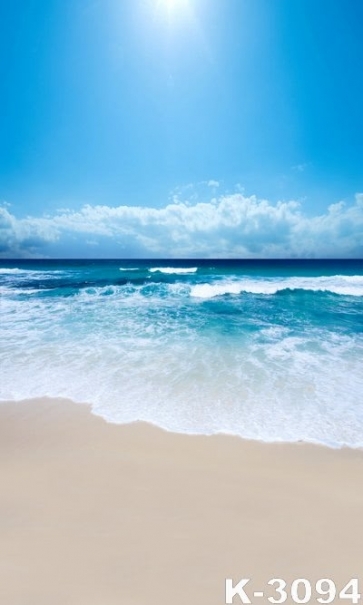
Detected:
[190,275,363,299]
[149,267,198,275]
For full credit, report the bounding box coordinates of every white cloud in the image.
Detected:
[0,206,59,257]
[1,192,362,258]
[292,163,309,173]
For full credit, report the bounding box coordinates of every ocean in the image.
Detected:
[1,259,362,448]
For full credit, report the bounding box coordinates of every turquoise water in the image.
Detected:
[1,259,362,447]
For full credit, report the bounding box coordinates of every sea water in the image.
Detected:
[1,259,362,447]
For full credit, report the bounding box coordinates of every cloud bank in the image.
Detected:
[1,192,362,258]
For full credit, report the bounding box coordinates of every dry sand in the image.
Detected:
[0,397,362,605]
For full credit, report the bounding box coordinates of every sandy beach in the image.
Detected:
[0,397,362,605]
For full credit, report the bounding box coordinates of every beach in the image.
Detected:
[2,0,363,599]
[1,397,362,605]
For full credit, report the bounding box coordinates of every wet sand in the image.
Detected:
[0,397,362,605]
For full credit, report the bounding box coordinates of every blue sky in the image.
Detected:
[0,0,362,258]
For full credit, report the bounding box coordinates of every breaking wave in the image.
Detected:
[190,275,363,298]
[149,267,198,275]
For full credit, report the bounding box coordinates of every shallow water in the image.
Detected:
[1,259,362,447]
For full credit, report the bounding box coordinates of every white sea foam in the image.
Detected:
[1,326,362,447]
[190,275,363,298]
[0,287,45,296]
[0,267,66,274]
[0,268,27,274]
[119,267,140,271]
[1,266,363,448]
[75,282,174,303]
[149,267,198,274]
[0,267,65,279]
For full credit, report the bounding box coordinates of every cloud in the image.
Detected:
[0,206,58,257]
[292,163,309,173]
[0,192,362,258]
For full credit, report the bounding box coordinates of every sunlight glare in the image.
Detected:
[157,0,189,16]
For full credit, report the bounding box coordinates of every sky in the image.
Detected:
[0,0,362,258]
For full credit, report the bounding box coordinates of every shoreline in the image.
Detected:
[1,396,361,451]
[1,397,363,604]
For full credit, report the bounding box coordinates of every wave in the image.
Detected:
[149,267,198,275]
[190,275,363,299]
[3,273,363,300]
[0,267,65,277]
[2,264,363,448]
[75,281,188,301]
[119,267,140,271]
[0,268,33,275]
[1,329,362,447]
[0,286,46,296]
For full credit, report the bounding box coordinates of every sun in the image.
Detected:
[161,0,181,6]
[152,0,195,32]
[157,0,189,13]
